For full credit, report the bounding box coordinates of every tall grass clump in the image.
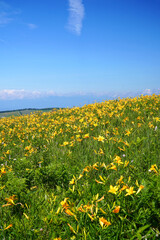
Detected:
[0,94,160,239]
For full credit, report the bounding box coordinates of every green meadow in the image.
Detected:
[0,94,160,239]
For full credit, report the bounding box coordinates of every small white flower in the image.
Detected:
[155,126,157,131]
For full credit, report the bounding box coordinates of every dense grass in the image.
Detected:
[0,94,160,239]
[0,108,56,118]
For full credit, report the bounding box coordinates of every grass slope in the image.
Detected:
[0,94,160,239]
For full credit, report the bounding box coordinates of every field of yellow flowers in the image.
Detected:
[0,94,160,239]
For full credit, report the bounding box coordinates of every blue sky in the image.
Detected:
[0,0,160,110]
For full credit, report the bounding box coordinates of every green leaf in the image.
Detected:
[137,224,150,234]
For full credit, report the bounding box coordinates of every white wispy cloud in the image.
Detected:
[0,89,159,101]
[67,0,85,35]
[0,1,20,26]
[27,23,37,30]
[0,89,62,100]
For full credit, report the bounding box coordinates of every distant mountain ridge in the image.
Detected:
[0,89,159,112]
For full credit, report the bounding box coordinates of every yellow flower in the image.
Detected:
[124,160,129,167]
[77,204,86,212]
[136,185,144,194]
[23,213,29,220]
[67,223,77,234]
[60,198,69,209]
[83,166,91,173]
[125,187,136,196]
[96,195,105,202]
[99,148,104,154]
[83,133,89,139]
[154,117,160,122]
[69,176,76,185]
[3,195,17,207]
[109,163,117,171]
[125,130,131,136]
[108,185,119,194]
[4,224,13,230]
[99,217,111,228]
[97,135,105,142]
[65,208,75,216]
[0,167,6,175]
[63,141,69,146]
[116,176,124,185]
[149,164,158,174]
[120,185,128,191]
[114,155,123,165]
[112,206,120,213]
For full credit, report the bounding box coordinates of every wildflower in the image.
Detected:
[0,167,6,176]
[99,148,104,154]
[60,198,69,209]
[0,185,5,190]
[99,217,111,228]
[67,223,77,234]
[77,205,86,212]
[78,174,83,180]
[99,208,107,214]
[6,150,10,154]
[93,163,99,170]
[154,117,160,122]
[149,164,158,174]
[136,185,144,194]
[109,163,117,171]
[114,155,123,165]
[3,195,17,207]
[95,179,105,184]
[83,166,91,173]
[96,195,105,202]
[69,176,76,185]
[83,133,89,139]
[116,176,124,185]
[97,135,105,142]
[108,185,119,194]
[65,208,75,216]
[125,129,132,136]
[112,206,120,213]
[23,213,29,220]
[4,224,13,230]
[124,160,129,167]
[120,185,128,191]
[125,187,136,196]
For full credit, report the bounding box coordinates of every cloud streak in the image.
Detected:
[0,89,159,101]
[0,1,20,26]
[67,0,85,35]
[27,23,37,30]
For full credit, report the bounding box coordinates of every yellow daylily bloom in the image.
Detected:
[23,213,29,220]
[136,185,144,194]
[4,224,13,230]
[109,163,117,171]
[97,135,105,142]
[108,185,119,194]
[112,206,120,213]
[125,187,136,196]
[99,217,111,228]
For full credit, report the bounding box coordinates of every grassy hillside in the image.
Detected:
[0,108,56,118]
[0,94,160,239]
